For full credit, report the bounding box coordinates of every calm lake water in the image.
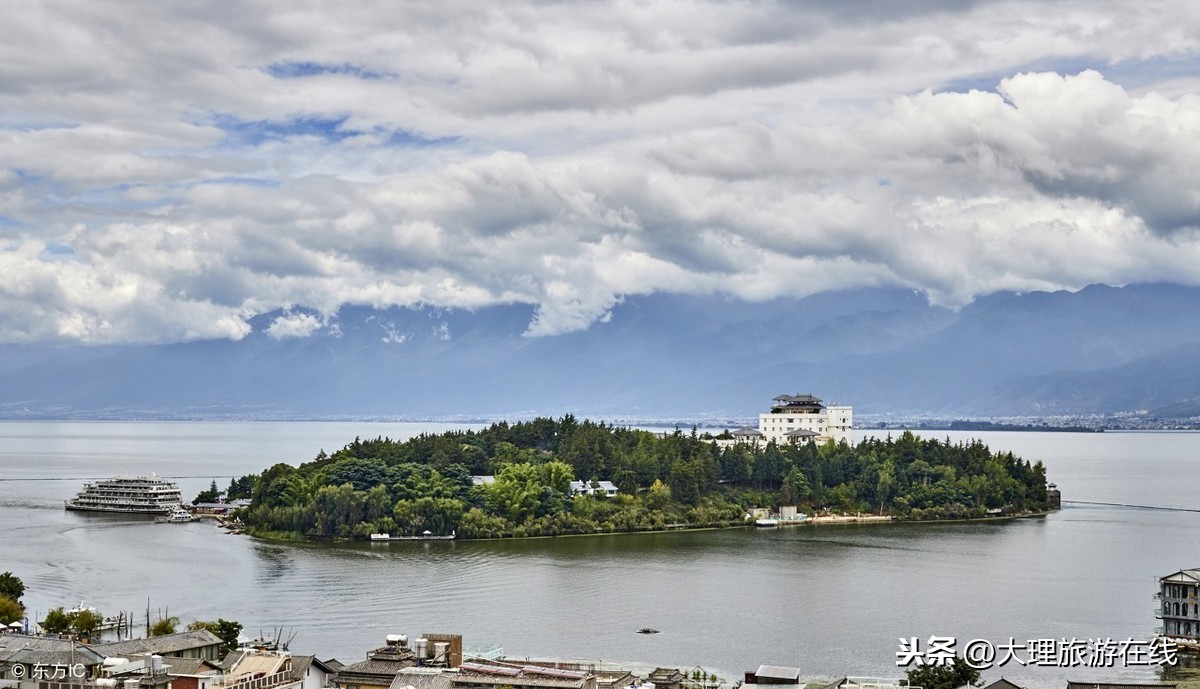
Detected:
[1,422,1197,689]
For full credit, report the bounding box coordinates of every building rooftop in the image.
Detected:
[93,629,223,657]
[1160,569,1200,584]
[452,661,594,689]
[163,662,222,676]
[569,480,618,493]
[647,668,684,682]
[229,651,289,678]
[773,394,824,405]
[0,635,107,666]
[755,666,801,682]
[389,668,454,689]
[1066,683,1177,689]
[732,428,764,437]
[337,655,417,682]
[163,658,222,676]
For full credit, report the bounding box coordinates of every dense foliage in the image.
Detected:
[189,619,243,653]
[237,417,1050,540]
[149,616,180,636]
[0,597,21,625]
[0,571,24,602]
[42,606,103,638]
[0,572,25,625]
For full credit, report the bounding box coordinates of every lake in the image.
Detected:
[1,422,1197,689]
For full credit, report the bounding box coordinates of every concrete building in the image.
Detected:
[758,395,852,446]
[1158,569,1200,641]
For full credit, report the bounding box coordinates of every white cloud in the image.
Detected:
[265,311,324,340]
[4,2,1200,343]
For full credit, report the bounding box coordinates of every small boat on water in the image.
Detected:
[155,506,194,523]
[755,517,780,527]
[637,627,660,634]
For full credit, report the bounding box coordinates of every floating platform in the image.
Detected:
[370,531,456,542]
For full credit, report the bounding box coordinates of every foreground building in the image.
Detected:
[758,394,852,446]
[93,630,225,662]
[1157,569,1200,641]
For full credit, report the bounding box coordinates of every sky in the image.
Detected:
[4,1,1200,345]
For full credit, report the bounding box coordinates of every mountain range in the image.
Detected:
[3,283,1200,420]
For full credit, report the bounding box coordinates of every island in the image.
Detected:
[226,416,1052,540]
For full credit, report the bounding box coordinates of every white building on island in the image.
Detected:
[758,393,853,446]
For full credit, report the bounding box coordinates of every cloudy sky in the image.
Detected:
[4,0,1200,344]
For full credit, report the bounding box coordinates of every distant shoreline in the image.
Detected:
[878,422,1102,433]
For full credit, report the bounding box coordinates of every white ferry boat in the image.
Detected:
[155,506,195,523]
[65,474,183,514]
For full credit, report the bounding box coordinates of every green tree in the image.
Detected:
[486,463,550,523]
[905,657,980,689]
[71,608,104,638]
[0,596,22,625]
[149,616,180,636]
[783,468,812,505]
[0,572,24,602]
[193,480,222,504]
[645,479,672,511]
[226,475,258,500]
[876,460,897,514]
[188,619,243,654]
[42,607,71,634]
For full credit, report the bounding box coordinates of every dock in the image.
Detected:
[370,531,456,542]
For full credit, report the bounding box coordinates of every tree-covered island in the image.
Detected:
[235,416,1051,540]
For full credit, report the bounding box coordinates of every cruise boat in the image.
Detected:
[65,474,183,514]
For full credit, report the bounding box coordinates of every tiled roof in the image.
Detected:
[336,658,415,679]
[389,669,453,689]
[164,658,221,676]
[93,630,223,657]
[773,394,823,404]
[291,656,314,681]
[0,635,106,666]
[221,651,251,673]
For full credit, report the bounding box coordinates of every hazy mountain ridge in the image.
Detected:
[2,283,1199,419]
